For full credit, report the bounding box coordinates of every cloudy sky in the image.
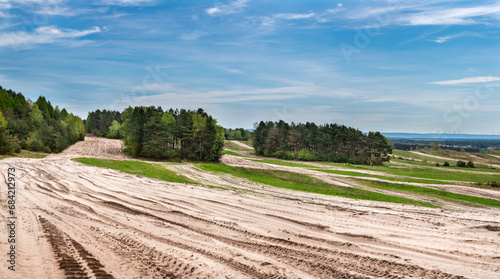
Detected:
[1,0,499,134]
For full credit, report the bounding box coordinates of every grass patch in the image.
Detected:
[74,158,197,184]
[313,161,500,184]
[392,158,499,173]
[314,169,453,185]
[248,158,313,168]
[197,163,434,207]
[0,150,48,160]
[356,179,500,208]
[222,149,245,157]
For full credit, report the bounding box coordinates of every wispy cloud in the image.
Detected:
[430,76,500,85]
[180,30,208,41]
[398,4,500,26]
[206,0,249,16]
[433,31,480,43]
[96,0,156,6]
[216,66,244,74]
[274,12,315,20]
[0,25,101,49]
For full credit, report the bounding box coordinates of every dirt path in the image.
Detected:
[0,136,499,278]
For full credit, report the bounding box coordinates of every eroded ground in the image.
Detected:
[0,136,499,278]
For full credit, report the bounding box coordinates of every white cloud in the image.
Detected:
[180,30,208,41]
[0,25,101,49]
[430,76,500,85]
[216,66,244,74]
[274,12,315,20]
[399,5,500,26]
[96,0,156,6]
[206,0,249,16]
[432,31,480,43]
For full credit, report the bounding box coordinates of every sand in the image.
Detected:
[0,136,499,278]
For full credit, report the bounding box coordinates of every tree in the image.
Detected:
[107,120,122,139]
[30,104,44,127]
[0,111,13,154]
[431,142,440,151]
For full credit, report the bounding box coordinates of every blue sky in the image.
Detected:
[0,0,499,134]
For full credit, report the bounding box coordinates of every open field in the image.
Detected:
[1,136,499,278]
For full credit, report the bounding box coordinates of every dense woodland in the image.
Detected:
[86,107,225,162]
[253,121,392,165]
[0,86,85,155]
[225,128,252,141]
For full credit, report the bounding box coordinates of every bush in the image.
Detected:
[443,162,450,167]
[490,181,499,187]
[467,160,475,168]
[298,149,315,161]
[435,162,440,166]
[456,160,467,168]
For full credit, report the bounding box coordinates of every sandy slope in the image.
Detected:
[229,140,254,150]
[0,136,499,278]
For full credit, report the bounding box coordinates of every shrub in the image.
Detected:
[443,162,450,167]
[467,161,475,168]
[490,181,499,187]
[456,160,467,168]
[435,162,440,166]
[298,149,315,161]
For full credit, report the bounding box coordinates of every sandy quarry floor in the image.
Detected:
[0,136,499,279]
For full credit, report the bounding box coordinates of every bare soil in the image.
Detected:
[1,136,499,278]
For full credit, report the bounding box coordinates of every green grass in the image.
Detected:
[74,158,197,184]
[314,169,454,185]
[392,158,499,173]
[248,158,314,168]
[0,150,48,160]
[222,149,245,157]
[197,163,434,207]
[356,179,500,208]
[313,160,500,184]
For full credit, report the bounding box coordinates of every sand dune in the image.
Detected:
[0,136,499,278]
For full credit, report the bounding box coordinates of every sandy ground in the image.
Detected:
[229,140,254,150]
[0,136,499,279]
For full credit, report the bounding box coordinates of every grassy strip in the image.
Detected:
[197,163,434,207]
[392,158,499,173]
[0,150,48,160]
[314,169,453,185]
[355,179,500,208]
[74,158,197,184]
[248,158,314,168]
[314,161,500,184]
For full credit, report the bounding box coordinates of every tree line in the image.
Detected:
[225,128,252,141]
[252,121,392,165]
[86,107,225,162]
[0,85,85,155]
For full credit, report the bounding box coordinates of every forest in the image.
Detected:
[0,85,85,155]
[225,128,252,141]
[253,121,392,165]
[86,107,225,162]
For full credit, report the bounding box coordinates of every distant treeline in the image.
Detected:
[225,128,251,141]
[390,138,500,153]
[0,85,85,154]
[86,107,224,162]
[253,121,392,165]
